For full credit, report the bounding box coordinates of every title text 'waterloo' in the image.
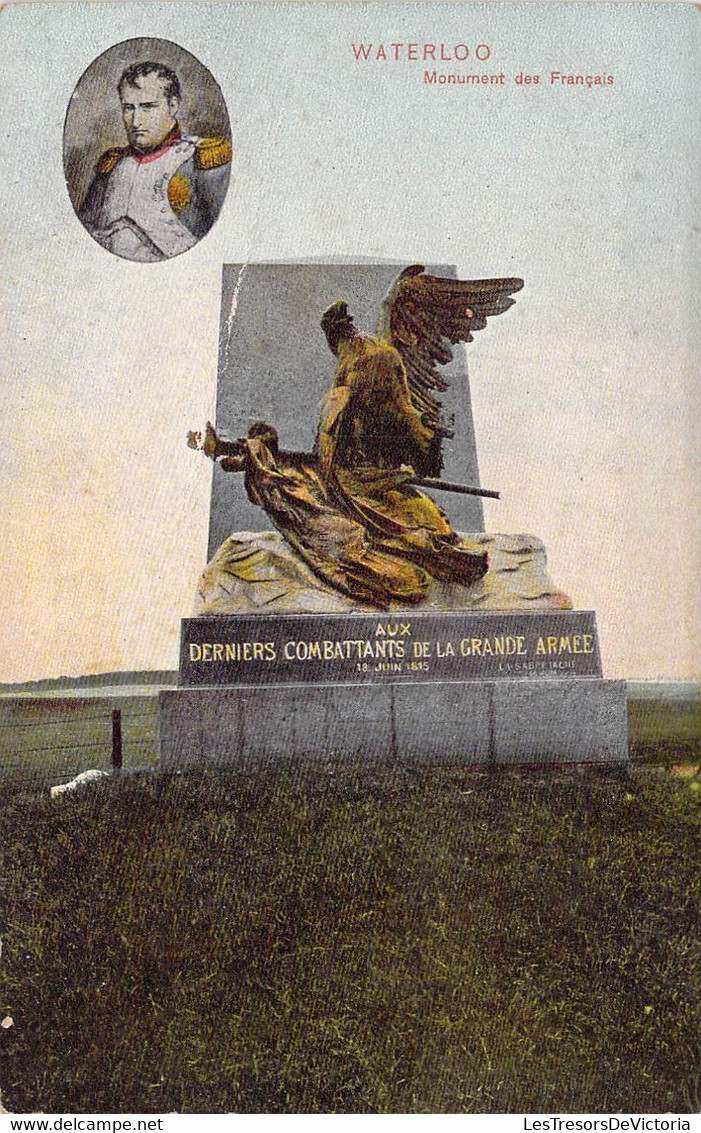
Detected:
[352,42,492,62]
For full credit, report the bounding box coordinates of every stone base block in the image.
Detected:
[195,530,573,616]
[159,678,628,771]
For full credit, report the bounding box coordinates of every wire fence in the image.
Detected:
[0,702,160,794]
[2,693,697,797]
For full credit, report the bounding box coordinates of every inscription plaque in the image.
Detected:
[179,611,603,687]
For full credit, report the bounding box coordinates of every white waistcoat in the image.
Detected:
[94,138,199,260]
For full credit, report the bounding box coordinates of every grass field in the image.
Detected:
[1,756,699,1114]
[628,693,700,765]
[0,696,159,797]
[0,688,698,1113]
[0,686,698,798]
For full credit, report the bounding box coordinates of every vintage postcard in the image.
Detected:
[1,0,698,1118]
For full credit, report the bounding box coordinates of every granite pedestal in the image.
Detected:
[158,610,629,771]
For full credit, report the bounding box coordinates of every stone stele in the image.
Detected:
[194,530,572,616]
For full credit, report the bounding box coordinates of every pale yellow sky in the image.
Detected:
[1,1,698,683]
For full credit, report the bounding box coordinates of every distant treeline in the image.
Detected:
[0,671,698,704]
[0,670,178,694]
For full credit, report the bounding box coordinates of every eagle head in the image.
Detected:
[321,299,358,355]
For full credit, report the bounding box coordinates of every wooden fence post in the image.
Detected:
[111,709,123,773]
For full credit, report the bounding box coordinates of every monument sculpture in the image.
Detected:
[160,261,628,770]
[189,265,525,608]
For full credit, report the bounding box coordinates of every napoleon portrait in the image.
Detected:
[66,45,232,262]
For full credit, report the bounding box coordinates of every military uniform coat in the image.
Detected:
[79,127,231,261]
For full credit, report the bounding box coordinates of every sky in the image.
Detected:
[1,1,698,683]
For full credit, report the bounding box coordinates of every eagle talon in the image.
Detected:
[203,421,222,460]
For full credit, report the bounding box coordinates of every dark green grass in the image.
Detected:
[0,689,698,803]
[1,764,698,1114]
[628,695,700,765]
[0,696,158,796]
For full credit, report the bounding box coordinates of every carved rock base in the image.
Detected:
[195,530,573,615]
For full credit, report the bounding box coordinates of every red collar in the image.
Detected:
[131,125,182,164]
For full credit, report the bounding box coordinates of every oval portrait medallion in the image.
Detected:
[64,38,232,263]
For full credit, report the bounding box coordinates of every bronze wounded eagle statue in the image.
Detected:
[317,264,523,479]
[193,264,523,608]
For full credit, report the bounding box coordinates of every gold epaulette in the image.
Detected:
[195,136,232,170]
[95,146,130,175]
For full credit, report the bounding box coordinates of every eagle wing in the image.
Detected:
[375,264,523,472]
